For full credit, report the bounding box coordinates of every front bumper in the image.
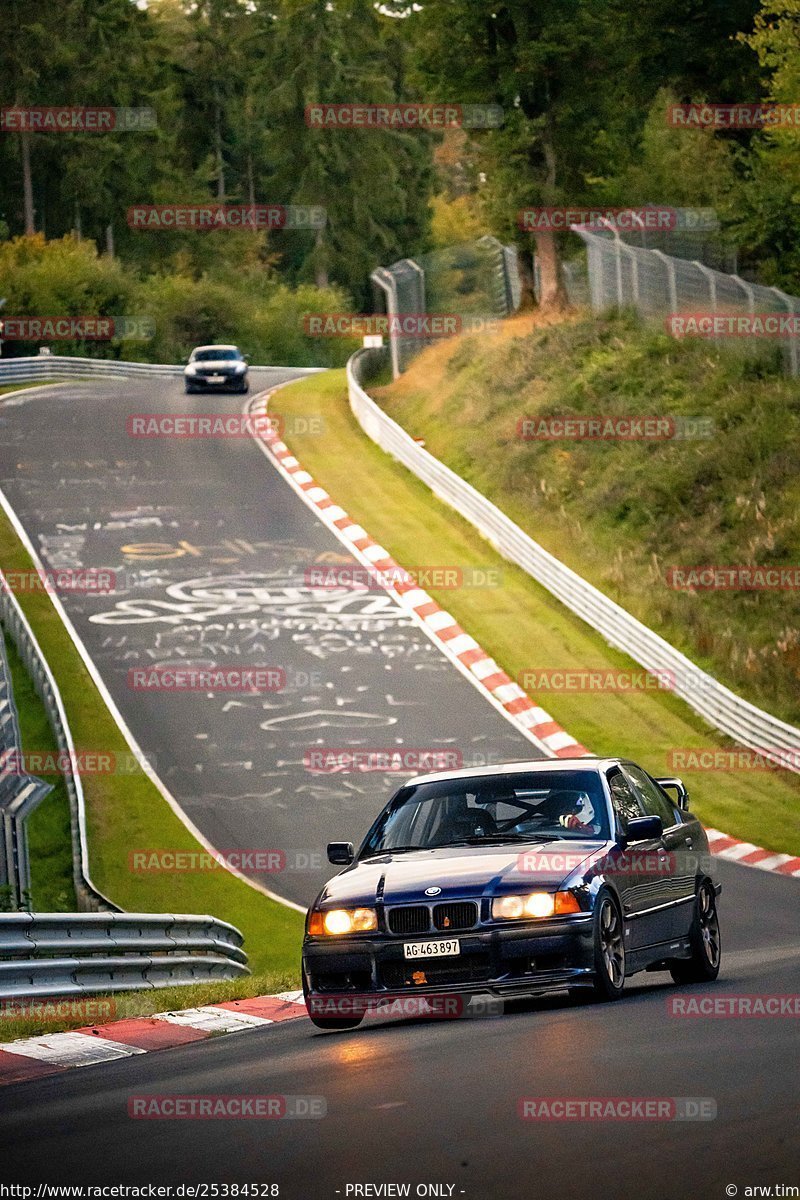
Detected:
[302,916,595,1003]
[185,373,247,389]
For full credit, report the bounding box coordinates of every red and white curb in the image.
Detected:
[246,387,800,882]
[0,991,307,1086]
[705,829,800,877]
[248,389,588,761]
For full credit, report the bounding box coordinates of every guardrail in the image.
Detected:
[347,347,800,772]
[0,632,52,909]
[0,912,248,998]
[0,571,118,912]
[0,356,183,383]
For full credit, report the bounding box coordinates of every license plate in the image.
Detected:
[208,374,225,383]
[403,939,460,959]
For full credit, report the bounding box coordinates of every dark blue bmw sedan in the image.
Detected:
[301,758,722,1029]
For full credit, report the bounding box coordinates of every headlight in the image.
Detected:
[492,891,581,920]
[307,907,378,936]
[185,364,197,374]
[234,362,246,372]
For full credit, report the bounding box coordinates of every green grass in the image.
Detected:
[0,506,305,976]
[275,368,800,857]
[0,971,299,1043]
[0,383,50,396]
[2,635,75,911]
[376,311,800,728]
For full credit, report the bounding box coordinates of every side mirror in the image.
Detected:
[655,777,689,810]
[327,841,354,866]
[625,815,663,842]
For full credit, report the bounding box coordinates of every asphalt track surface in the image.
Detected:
[0,860,797,1195]
[0,371,537,906]
[0,372,798,1197]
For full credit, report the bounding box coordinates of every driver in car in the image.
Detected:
[558,791,602,835]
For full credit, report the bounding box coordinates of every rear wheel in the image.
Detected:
[669,882,721,984]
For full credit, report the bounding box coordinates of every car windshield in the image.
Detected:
[192,348,241,361]
[361,770,610,855]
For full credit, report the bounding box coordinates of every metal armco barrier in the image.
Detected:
[347,348,800,773]
[0,912,248,998]
[0,633,52,909]
[0,355,183,383]
[0,571,118,912]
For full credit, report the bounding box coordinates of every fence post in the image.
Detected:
[651,250,678,314]
[769,287,799,378]
[370,267,401,380]
[693,262,720,346]
[732,274,756,314]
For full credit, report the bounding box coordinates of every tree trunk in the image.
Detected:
[314,226,329,289]
[214,88,226,200]
[535,230,567,310]
[246,153,256,208]
[20,131,34,235]
[536,121,568,310]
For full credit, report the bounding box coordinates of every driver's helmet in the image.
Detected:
[545,789,596,829]
[569,790,596,827]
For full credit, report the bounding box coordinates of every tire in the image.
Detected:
[185,384,196,394]
[308,1015,363,1031]
[669,882,721,984]
[586,892,626,1001]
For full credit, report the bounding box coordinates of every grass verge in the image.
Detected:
[0,505,305,976]
[2,635,75,911]
[275,368,800,857]
[0,970,299,1043]
[376,311,800,727]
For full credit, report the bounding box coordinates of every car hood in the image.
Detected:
[317,839,613,907]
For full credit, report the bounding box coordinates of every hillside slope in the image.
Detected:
[374,312,800,728]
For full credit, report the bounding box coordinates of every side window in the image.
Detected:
[607,769,644,835]
[623,764,679,829]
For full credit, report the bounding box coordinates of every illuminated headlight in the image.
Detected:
[308,907,378,936]
[234,362,246,372]
[492,891,581,920]
[185,364,197,375]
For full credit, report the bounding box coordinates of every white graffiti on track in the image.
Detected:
[88,573,413,627]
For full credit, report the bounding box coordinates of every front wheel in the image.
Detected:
[669,882,721,984]
[589,893,626,1001]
